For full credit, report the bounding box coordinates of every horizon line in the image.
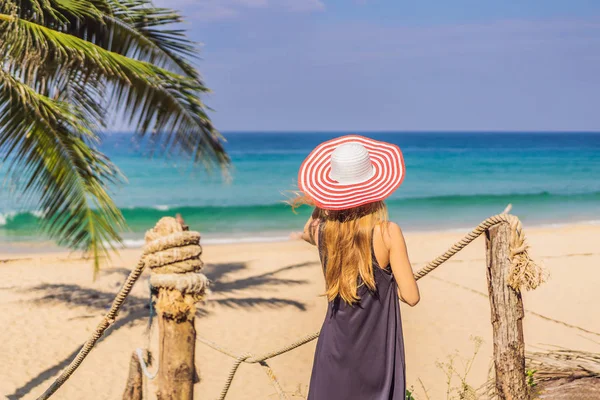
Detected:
[104,130,600,135]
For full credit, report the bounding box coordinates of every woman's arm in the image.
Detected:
[291,208,321,246]
[385,222,420,306]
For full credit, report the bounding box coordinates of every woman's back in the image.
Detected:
[307,223,406,400]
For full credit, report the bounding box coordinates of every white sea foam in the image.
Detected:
[31,210,46,219]
[536,219,600,229]
[122,239,146,248]
[0,210,46,226]
[153,205,171,211]
[202,236,290,245]
[0,211,17,226]
[536,222,569,229]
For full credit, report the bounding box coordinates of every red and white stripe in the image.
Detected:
[298,135,405,210]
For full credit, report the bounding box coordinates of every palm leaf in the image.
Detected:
[0,68,126,276]
[1,12,228,167]
[107,1,201,79]
[16,0,200,80]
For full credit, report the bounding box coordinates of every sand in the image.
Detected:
[1,223,599,400]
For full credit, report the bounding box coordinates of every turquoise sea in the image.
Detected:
[1,132,599,248]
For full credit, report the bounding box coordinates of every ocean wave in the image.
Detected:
[122,190,600,212]
[2,190,600,224]
[0,211,16,226]
[2,190,600,235]
[0,211,41,227]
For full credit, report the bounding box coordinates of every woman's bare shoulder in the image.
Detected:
[375,221,404,249]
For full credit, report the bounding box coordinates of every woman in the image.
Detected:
[292,135,420,400]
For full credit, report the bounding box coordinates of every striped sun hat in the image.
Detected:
[298,135,405,210]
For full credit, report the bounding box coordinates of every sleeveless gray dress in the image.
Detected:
[307,226,406,400]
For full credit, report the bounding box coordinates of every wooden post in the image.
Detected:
[123,351,144,400]
[155,290,197,400]
[486,222,528,400]
[149,217,199,400]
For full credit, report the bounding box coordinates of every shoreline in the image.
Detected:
[2,217,600,255]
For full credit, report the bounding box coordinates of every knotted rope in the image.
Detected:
[37,217,208,400]
[413,213,544,291]
[36,214,544,400]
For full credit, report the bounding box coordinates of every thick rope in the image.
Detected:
[144,244,203,269]
[143,231,201,255]
[413,214,510,280]
[219,355,249,400]
[36,258,147,400]
[413,214,544,291]
[136,348,158,380]
[259,361,289,400]
[150,272,209,294]
[150,259,203,274]
[198,331,321,365]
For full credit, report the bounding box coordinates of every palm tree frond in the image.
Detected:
[1,13,228,167]
[0,69,126,275]
[14,0,200,79]
[109,1,201,79]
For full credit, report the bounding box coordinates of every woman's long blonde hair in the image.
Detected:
[290,195,388,304]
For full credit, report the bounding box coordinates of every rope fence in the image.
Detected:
[200,213,544,400]
[36,213,544,400]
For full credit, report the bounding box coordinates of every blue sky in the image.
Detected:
[150,0,600,131]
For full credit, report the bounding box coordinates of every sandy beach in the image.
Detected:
[1,223,599,399]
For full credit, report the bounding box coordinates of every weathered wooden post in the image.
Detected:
[486,222,528,399]
[122,351,144,400]
[155,288,197,399]
[144,217,208,400]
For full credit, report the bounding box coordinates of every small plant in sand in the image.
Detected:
[525,368,539,399]
[434,335,484,400]
[526,369,537,389]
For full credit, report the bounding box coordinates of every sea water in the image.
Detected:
[1,132,599,248]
